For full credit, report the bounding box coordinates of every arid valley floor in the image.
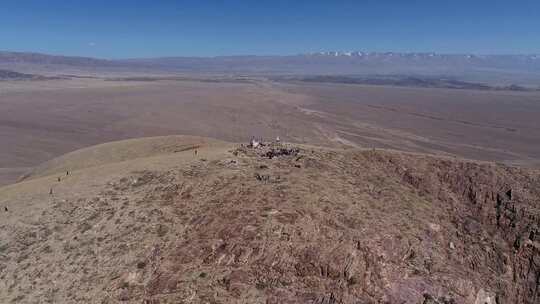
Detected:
[2,77,540,186]
[1,74,540,303]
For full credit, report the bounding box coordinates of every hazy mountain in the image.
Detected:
[0,69,39,80]
[0,51,119,67]
[0,69,62,81]
[0,51,132,76]
[1,50,540,85]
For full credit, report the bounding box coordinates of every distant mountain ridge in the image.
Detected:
[0,69,62,81]
[122,51,540,73]
[0,51,118,66]
[1,50,540,85]
[310,50,540,59]
[3,50,538,63]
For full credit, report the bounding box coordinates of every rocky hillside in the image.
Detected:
[0,136,538,303]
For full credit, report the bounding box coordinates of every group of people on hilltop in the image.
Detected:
[4,135,285,214]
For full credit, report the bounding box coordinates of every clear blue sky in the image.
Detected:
[1,0,539,58]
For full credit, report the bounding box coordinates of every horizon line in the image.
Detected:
[1,49,540,61]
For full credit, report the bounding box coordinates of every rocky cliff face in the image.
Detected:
[0,143,538,303]
[370,151,540,303]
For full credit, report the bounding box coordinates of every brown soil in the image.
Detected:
[0,136,538,303]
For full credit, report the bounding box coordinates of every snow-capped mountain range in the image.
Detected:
[1,50,539,85]
[309,51,539,60]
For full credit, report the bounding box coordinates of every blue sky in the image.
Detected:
[1,0,539,58]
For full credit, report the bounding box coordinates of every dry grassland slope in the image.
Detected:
[0,136,538,304]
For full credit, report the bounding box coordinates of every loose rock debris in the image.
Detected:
[264,147,300,159]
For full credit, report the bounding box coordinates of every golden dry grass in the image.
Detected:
[0,136,538,303]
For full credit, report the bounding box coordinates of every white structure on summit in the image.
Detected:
[250,137,260,148]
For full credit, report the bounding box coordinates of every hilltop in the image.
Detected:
[0,135,538,304]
